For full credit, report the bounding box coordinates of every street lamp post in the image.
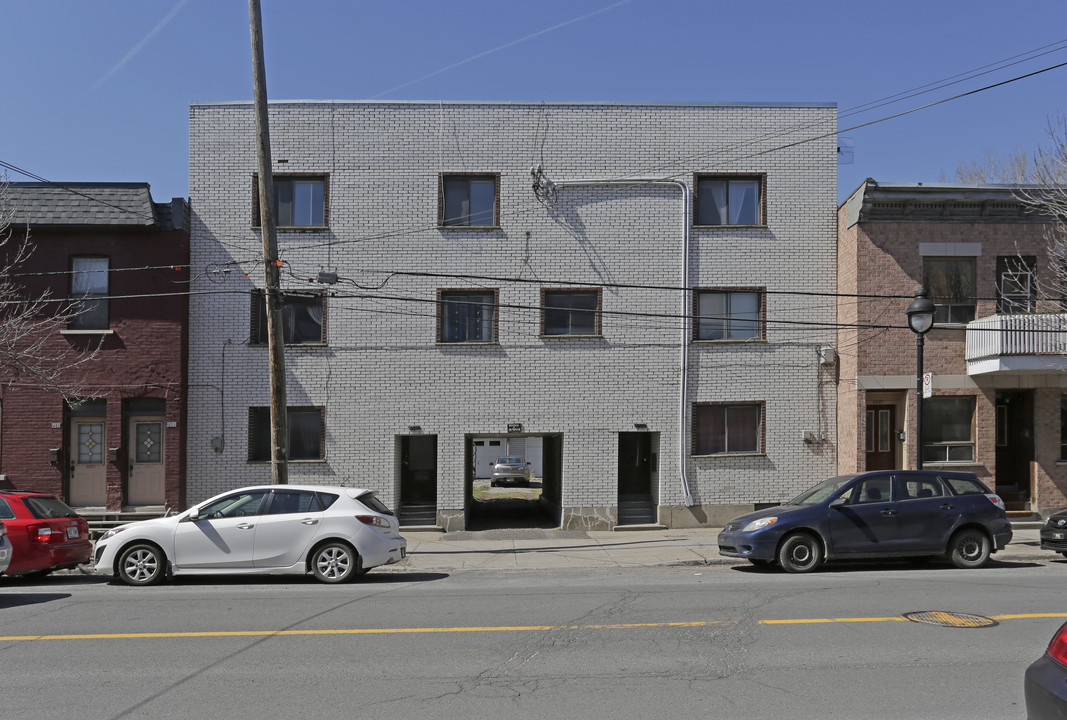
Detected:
[905,288,936,470]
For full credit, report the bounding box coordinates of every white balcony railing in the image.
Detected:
[965,313,1067,374]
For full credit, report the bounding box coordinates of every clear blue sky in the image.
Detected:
[2,0,1065,204]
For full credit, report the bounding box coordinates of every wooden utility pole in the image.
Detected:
[249,0,288,484]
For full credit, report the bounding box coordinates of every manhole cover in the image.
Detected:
[902,611,998,628]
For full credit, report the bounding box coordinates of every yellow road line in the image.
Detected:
[2,613,1064,642]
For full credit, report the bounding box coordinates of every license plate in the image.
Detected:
[66,526,79,539]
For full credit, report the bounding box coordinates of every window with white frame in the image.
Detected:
[924,257,976,325]
[440,174,498,226]
[695,176,763,226]
[997,256,1036,314]
[250,290,324,345]
[922,396,975,462]
[542,289,600,336]
[70,256,109,330]
[694,289,763,341]
[692,402,763,455]
[438,290,497,343]
[248,406,324,462]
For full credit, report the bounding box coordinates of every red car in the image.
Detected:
[0,490,91,578]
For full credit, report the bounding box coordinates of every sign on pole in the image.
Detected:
[922,372,933,399]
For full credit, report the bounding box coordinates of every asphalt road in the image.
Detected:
[1,561,1061,719]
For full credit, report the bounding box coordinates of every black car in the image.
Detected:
[717,470,1012,573]
[1024,622,1067,719]
[1039,510,1067,558]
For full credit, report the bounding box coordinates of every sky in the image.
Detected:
[2,0,1066,205]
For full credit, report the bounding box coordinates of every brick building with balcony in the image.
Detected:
[838,180,1067,515]
[0,183,189,511]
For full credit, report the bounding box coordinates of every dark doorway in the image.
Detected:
[865,405,897,471]
[618,432,655,525]
[399,435,437,526]
[995,391,1034,511]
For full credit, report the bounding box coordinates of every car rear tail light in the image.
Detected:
[985,493,1006,511]
[356,515,389,530]
[1047,623,1067,669]
[28,524,53,542]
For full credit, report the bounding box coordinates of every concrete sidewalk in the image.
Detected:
[381,525,1052,573]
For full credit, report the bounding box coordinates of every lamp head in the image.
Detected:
[906,288,936,335]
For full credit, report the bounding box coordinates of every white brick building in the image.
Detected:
[187,101,839,530]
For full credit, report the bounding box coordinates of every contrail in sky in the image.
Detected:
[89,0,191,93]
[371,0,635,99]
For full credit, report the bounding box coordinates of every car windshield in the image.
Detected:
[785,476,855,506]
[498,457,523,464]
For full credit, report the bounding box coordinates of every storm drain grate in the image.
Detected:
[901,611,998,628]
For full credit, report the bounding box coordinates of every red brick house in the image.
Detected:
[0,183,189,511]
[838,180,1067,515]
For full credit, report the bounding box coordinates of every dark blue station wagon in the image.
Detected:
[717,471,1013,573]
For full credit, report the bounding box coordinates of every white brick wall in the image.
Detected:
[188,101,839,526]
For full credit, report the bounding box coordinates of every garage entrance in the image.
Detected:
[397,435,437,526]
[465,433,563,530]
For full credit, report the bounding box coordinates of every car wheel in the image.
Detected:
[777,533,823,573]
[117,544,165,586]
[948,528,991,569]
[311,542,358,584]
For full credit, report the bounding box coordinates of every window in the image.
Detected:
[922,396,975,462]
[692,403,763,455]
[1061,396,1067,461]
[70,257,109,329]
[924,257,976,325]
[199,490,269,518]
[695,176,762,226]
[440,174,498,226]
[542,289,600,336]
[899,476,945,500]
[248,406,324,462]
[252,175,327,227]
[997,256,1036,314]
[250,290,324,345]
[842,475,892,505]
[438,290,497,343]
[266,490,332,515]
[695,290,763,340]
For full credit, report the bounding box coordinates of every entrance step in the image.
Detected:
[79,509,167,541]
[617,496,656,526]
[399,502,437,527]
[613,523,667,531]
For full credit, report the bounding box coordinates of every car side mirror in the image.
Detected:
[829,496,848,509]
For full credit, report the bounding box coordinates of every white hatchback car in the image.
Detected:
[94,485,406,586]
[0,520,11,575]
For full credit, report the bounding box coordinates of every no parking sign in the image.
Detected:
[922,372,933,398]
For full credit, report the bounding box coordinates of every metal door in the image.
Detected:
[127,418,165,505]
[69,420,106,506]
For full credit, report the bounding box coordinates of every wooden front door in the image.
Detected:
[69,420,106,506]
[865,405,897,471]
[128,418,165,505]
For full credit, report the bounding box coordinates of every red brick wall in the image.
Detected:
[0,226,189,510]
